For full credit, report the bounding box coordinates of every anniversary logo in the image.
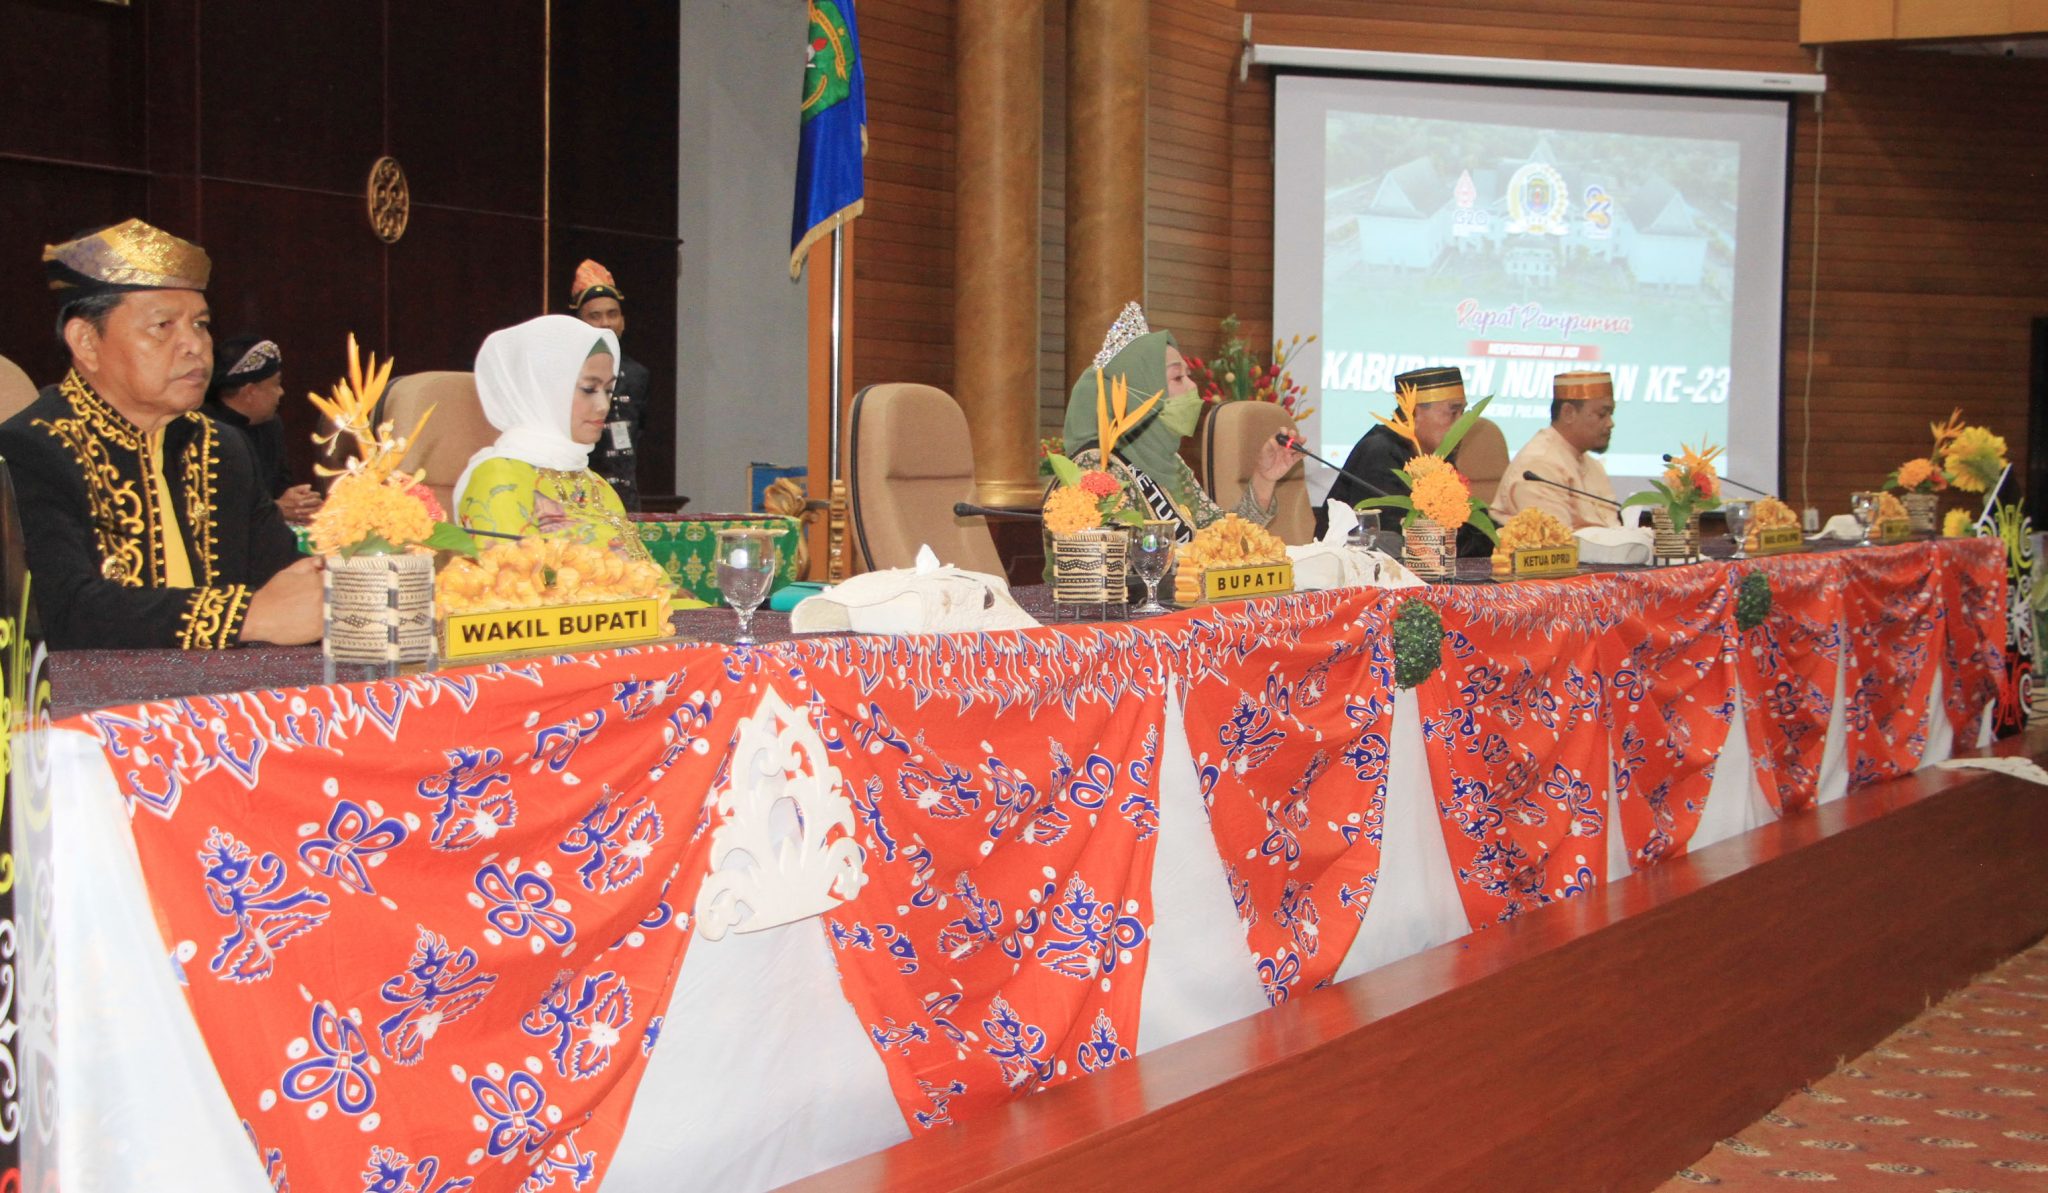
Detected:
[1318,116,1740,479]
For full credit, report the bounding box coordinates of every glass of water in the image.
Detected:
[1128,520,1177,615]
[1722,500,1752,558]
[715,528,779,645]
[1849,491,1879,545]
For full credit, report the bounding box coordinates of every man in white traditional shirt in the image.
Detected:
[1490,371,1620,529]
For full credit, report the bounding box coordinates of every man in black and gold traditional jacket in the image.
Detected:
[0,219,323,650]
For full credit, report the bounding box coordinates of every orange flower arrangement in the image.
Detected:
[1041,368,1156,535]
[1410,467,1475,528]
[1626,439,1724,525]
[306,335,476,558]
[1888,457,1946,494]
[1352,393,1500,543]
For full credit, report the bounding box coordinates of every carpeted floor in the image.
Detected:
[1658,935,2048,1189]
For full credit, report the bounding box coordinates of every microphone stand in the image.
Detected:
[1520,470,1625,510]
[953,502,1042,521]
[1275,432,1396,501]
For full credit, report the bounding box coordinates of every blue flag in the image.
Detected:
[791,0,867,279]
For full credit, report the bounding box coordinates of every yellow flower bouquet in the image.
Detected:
[1042,369,1157,533]
[306,336,477,559]
[1926,407,2009,494]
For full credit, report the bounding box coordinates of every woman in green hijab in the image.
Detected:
[1062,302,1297,542]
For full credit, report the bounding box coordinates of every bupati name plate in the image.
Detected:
[444,596,669,660]
[1879,518,1912,543]
[1199,561,1294,603]
[1750,525,1803,554]
[1509,545,1579,578]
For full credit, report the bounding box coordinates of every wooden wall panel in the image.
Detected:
[852,0,2048,515]
[0,1,682,495]
[0,0,146,167]
[848,0,956,396]
[389,2,546,220]
[197,0,384,195]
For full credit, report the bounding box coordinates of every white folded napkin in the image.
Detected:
[790,544,1041,635]
[1288,503,1423,589]
[1574,526,1655,566]
[1815,514,1864,541]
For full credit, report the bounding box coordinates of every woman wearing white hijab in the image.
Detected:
[454,314,650,561]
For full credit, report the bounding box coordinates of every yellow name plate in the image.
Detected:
[1509,545,1579,578]
[1879,518,1912,543]
[1751,525,1803,554]
[1200,561,1294,603]
[443,596,668,660]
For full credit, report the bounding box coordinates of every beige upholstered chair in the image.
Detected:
[0,355,39,424]
[383,371,496,515]
[846,383,1004,575]
[1456,417,1511,508]
[1201,400,1314,545]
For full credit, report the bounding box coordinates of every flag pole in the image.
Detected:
[826,225,850,580]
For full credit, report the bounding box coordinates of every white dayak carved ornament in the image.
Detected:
[694,688,867,940]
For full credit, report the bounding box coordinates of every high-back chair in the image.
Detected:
[846,383,1004,575]
[1456,417,1510,508]
[383,371,496,515]
[1201,400,1314,545]
[0,355,39,425]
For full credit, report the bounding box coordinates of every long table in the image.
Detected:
[13,539,2006,1192]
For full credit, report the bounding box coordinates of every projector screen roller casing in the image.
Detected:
[1273,73,1792,504]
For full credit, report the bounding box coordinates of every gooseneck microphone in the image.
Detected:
[1521,470,1624,510]
[1273,431,1395,501]
[1662,453,1771,498]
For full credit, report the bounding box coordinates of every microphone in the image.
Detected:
[1662,453,1771,498]
[1521,470,1623,510]
[1273,431,1395,500]
[953,501,1042,521]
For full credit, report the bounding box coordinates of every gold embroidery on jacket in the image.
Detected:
[178,584,249,650]
[180,423,222,586]
[39,372,150,586]
[39,371,226,589]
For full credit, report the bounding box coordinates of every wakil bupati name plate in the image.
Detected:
[1751,526,1803,554]
[1199,561,1294,604]
[1510,545,1579,578]
[1879,518,1912,543]
[443,596,668,660]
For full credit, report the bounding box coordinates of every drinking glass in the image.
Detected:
[1849,491,1878,545]
[1722,500,1752,558]
[1346,508,1384,551]
[1128,520,1177,615]
[715,528,779,645]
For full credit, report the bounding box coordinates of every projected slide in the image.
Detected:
[1274,76,1790,498]
[1322,118,1735,476]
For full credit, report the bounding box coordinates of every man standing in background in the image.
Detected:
[570,259,651,509]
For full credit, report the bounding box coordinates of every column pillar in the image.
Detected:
[954,0,1046,507]
[1064,0,1147,383]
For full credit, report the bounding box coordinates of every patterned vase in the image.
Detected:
[1903,491,1939,534]
[1050,529,1129,612]
[1402,516,1454,580]
[324,551,437,666]
[1651,508,1702,562]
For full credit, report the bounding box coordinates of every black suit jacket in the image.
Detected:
[0,373,301,649]
[1320,424,1489,556]
[590,352,651,507]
